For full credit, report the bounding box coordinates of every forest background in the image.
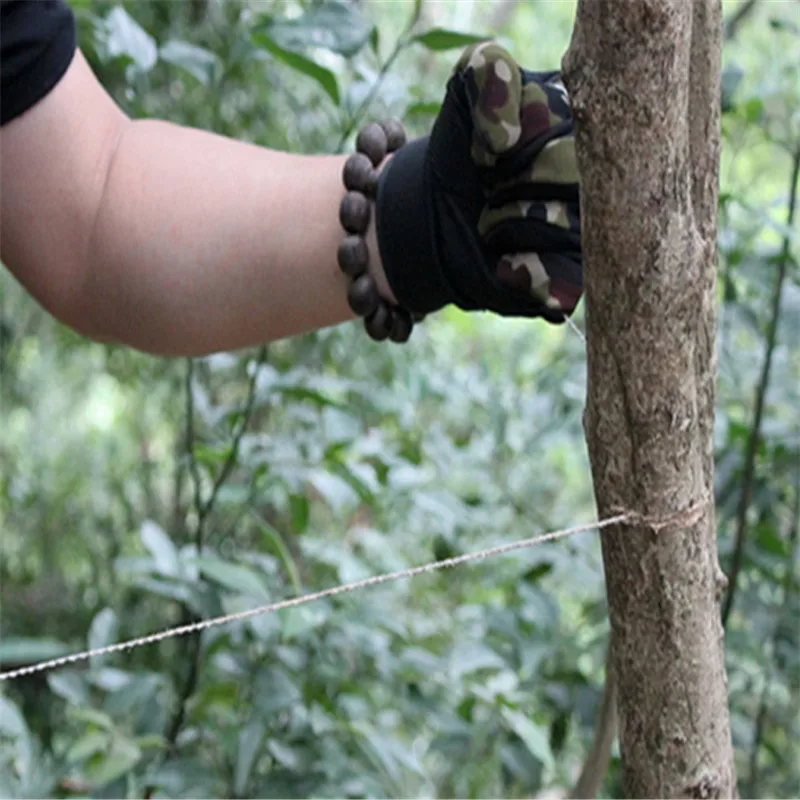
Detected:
[0,0,798,798]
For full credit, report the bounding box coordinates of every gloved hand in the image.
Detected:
[376,42,582,324]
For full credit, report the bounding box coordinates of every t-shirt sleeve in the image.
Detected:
[0,0,77,126]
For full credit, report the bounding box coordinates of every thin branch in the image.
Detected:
[722,146,800,626]
[335,5,421,153]
[571,637,618,799]
[163,347,267,752]
[185,358,204,537]
[724,0,758,41]
[200,345,268,523]
[745,464,800,798]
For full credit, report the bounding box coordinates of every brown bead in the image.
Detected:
[343,153,378,198]
[356,122,388,167]
[389,308,413,343]
[347,274,380,317]
[364,302,391,341]
[337,235,369,277]
[339,191,371,234]
[381,119,407,152]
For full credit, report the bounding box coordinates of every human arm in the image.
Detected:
[0,48,390,357]
[1,2,581,356]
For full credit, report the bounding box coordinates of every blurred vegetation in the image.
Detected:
[0,1,798,798]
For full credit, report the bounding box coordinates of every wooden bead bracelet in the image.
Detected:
[337,119,420,343]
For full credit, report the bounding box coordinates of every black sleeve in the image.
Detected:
[0,0,77,126]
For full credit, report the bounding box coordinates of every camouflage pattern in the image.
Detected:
[453,42,582,316]
[454,42,574,168]
[477,199,575,237]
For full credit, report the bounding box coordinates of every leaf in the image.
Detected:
[83,734,141,788]
[48,671,90,705]
[742,97,765,124]
[266,739,305,770]
[194,442,232,471]
[264,2,371,57]
[0,695,28,739]
[756,523,788,557]
[91,667,133,692]
[769,16,800,34]
[721,63,744,112]
[103,6,157,72]
[327,459,377,504]
[254,666,301,715]
[235,719,266,796]
[160,39,220,85]
[501,707,555,771]
[412,28,488,52]
[253,514,303,594]
[0,637,70,666]
[280,605,328,640]
[522,562,553,583]
[253,32,340,105]
[196,555,270,599]
[67,706,116,731]
[290,493,310,534]
[67,731,108,763]
[308,468,359,511]
[450,643,505,679]
[88,607,118,653]
[132,576,192,605]
[406,100,441,119]
[140,520,180,578]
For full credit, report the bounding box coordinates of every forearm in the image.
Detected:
[84,120,358,356]
[1,50,393,356]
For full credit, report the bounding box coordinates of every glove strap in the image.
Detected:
[337,120,422,344]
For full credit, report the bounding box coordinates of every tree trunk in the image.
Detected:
[562,1,738,797]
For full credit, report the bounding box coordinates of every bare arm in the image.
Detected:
[0,50,390,356]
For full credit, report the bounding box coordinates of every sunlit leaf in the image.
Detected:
[196,555,271,599]
[280,605,328,640]
[0,637,71,666]
[83,734,141,788]
[501,707,555,771]
[48,671,90,706]
[235,719,266,796]
[253,32,340,105]
[0,695,28,739]
[263,2,371,57]
[88,607,118,654]
[160,39,220,85]
[308,468,360,511]
[67,731,108,764]
[102,6,157,72]
[141,520,180,578]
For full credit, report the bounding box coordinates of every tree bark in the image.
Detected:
[562,1,738,797]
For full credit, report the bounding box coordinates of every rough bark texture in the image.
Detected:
[562,1,738,797]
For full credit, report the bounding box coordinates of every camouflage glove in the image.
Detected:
[375,42,582,322]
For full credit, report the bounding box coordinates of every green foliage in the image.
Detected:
[1,1,798,798]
